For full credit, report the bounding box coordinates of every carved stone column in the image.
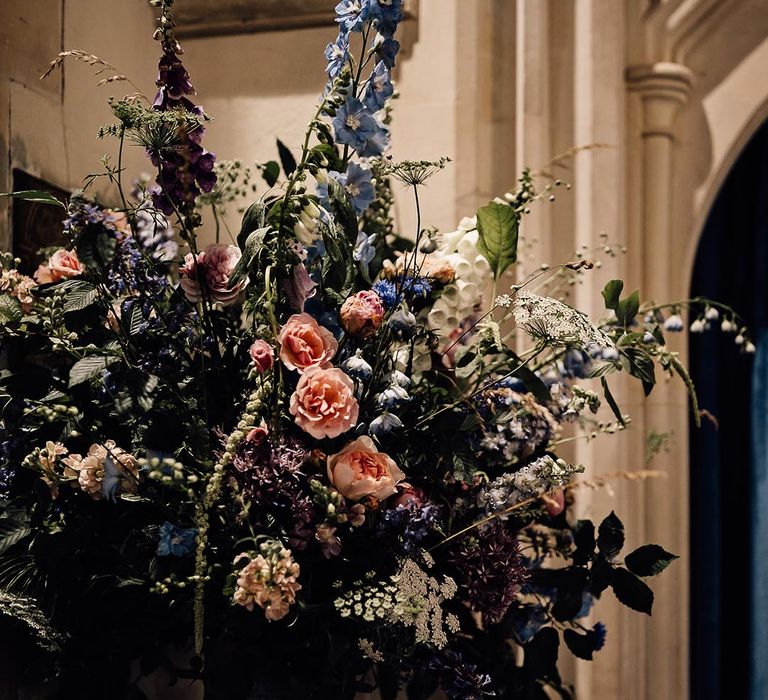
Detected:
[626,60,693,700]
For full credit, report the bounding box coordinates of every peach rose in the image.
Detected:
[179,243,247,306]
[289,367,358,439]
[278,313,338,373]
[34,249,85,284]
[339,290,385,339]
[249,339,274,373]
[327,436,405,501]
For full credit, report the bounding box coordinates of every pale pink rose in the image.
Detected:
[327,436,405,501]
[34,249,85,284]
[289,367,358,439]
[339,290,385,339]
[278,313,338,373]
[249,339,274,373]
[179,243,247,306]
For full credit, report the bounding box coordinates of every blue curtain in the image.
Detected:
[689,118,768,700]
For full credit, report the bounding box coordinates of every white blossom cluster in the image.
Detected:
[477,456,584,517]
[334,556,459,648]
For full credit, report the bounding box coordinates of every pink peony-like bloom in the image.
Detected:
[249,339,274,373]
[62,440,139,500]
[34,249,85,284]
[278,313,338,373]
[245,423,269,446]
[327,436,405,501]
[179,243,247,306]
[289,367,358,439]
[339,290,385,339]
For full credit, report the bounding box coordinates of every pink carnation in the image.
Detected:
[34,249,85,284]
[179,243,247,306]
[339,290,385,339]
[289,367,358,439]
[327,436,405,501]
[278,313,338,373]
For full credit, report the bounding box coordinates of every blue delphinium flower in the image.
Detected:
[335,0,376,33]
[325,33,349,79]
[378,502,441,554]
[342,162,375,213]
[354,231,377,269]
[156,521,197,557]
[332,96,385,156]
[375,35,400,68]
[364,61,394,112]
[358,120,390,157]
[375,0,404,36]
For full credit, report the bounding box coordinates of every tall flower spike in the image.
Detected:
[149,0,217,217]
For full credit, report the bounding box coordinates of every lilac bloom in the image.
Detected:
[332,96,380,154]
[363,61,394,112]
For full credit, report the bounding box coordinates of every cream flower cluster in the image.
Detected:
[426,216,493,343]
[233,540,302,622]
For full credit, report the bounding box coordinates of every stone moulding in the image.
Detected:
[174,0,419,38]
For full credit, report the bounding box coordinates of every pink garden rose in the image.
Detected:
[249,339,275,373]
[278,313,338,373]
[339,290,385,339]
[34,249,85,284]
[289,367,358,439]
[327,436,405,501]
[179,243,247,306]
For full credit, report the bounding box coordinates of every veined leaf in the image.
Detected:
[0,519,32,556]
[58,280,99,312]
[68,355,118,387]
[475,202,519,280]
[0,295,23,324]
[625,544,678,577]
[1,190,66,209]
[602,280,624,311]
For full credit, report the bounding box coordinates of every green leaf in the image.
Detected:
[563,628,601,661]
[237,201,266,248]
[126,303,145,336]
[262,161,280,188]
[601,280,624,311]
[68,355,118,387]
[58,280,99,312]
[0,190,66,209]
[229,227,269,288]
[475,202,519,280]
[611,567,654,615]
[590,555,614,597]
[616,290,640,327]
[327,178,358,242]
[276,138,297,177]
[0,295,22,324]
[625,544,678,577]
[597,511,624,560]
[600,376,625,426]
[622,347,656,396]
[0,519,32,556]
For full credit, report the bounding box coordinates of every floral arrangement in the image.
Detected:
[0,1,752,698]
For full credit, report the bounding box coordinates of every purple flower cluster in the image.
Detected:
[232,435,315,550]
[378,502,442,554]
[151,50,216,215]
[428,650,496,700]
[449,521,528,626]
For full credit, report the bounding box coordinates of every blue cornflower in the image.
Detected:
[592,622,607,651]
[335,0,376,33]
[374,35,400,68]
[363,61,394,111]
[324,32,349,79]
[332,96,381,155]
[156,521,197,557]
[372,279,397,308]
[354,231,377,268]
[403,275,431,299]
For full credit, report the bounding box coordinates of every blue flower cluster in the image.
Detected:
[317,162,375,215]
[372,275,432,309]
[378,502,442,554]
[156,521,197,557]
[326,0,404,157]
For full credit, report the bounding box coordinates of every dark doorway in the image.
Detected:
[689,117,768,700]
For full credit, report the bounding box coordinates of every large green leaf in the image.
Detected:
[611,567,654,615]
[0,519,32,556]
[0,295,22,324]
[68,355,118,387]
[58,280,99,312]
[475,202,519,280]
[625,544,678,577]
